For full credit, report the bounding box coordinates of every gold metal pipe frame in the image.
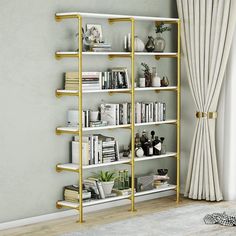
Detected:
[130,18,136,212]
[56,164,80,173]
[108,54,131,60]
[55,128,80,135]
[77,15,84,223]
[155,54,178,60]
[55,90,80,97]
[155,20,179,25]
[108,90,131,95]
[108,17,133,24]
[55,52,80,60]
[55,13,79,22]
[176,19,181,204]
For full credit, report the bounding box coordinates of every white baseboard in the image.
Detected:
[0,191,175,231]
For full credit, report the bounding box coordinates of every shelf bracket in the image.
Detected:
[108,54,131,60]
[108,18,132,24]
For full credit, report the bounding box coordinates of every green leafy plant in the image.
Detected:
[155,22,171,34]
[141,62,151,77]
[94,170,116,182]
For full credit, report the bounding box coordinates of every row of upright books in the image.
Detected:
[101,101,166,126]
[64,68,130,91]
[67,101,166,128]
[72,134,120,165]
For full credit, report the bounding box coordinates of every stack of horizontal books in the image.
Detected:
[65,72,101,90]
[153,174,170,189]
[64,68,130,91]
[63,185,91,202]
[90,43,112,52]
[72,134,120,165]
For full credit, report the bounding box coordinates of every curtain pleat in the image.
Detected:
[177,0,236,201]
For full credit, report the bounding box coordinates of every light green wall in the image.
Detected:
[0,0,177,223]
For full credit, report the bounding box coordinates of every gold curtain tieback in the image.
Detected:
[196,111,217,119]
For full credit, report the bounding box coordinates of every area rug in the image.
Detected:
[61,204,236,236]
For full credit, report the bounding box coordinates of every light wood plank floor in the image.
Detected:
[0,196,231,236]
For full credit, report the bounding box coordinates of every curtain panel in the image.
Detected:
[177,0,236,201]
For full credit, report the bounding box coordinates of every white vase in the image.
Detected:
[101,181,114,196]
[127,35,145,52]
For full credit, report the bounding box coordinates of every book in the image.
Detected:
[72,141,90,165]
[112,188,132,196]
[63,185,91,202]
[100,103,117,125]
[87,177,105,199]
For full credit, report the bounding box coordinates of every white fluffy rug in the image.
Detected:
[61,204,236,236]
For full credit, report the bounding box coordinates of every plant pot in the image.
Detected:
[101,181,114,196]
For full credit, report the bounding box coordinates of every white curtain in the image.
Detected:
[177,0,236,201]
[217,29,236,200]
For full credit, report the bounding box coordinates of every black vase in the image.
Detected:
[145,36,155,52]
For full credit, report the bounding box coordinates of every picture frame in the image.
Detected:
[86,24,103,42]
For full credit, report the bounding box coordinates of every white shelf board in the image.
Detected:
[57,120,176,133]
[83,195,130,207]
[135,86,177,91]
[135,152,177,162]
[135,52,177,56]
[56,51,178,56]
[57,159,130,172]
[56,88,131,94]
[135,185,176,197]
[57,195,130,209]
[56,51,131,56]
[135,120,177,127]
[55,12,179,22]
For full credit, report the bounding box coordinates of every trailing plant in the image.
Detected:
[141,62,151,77]
[155,22,171,34]
[94,170,116,182]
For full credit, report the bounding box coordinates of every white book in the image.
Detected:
[94,136,99,164]
[123,103,128,124]
[116,104,120,125]
[160,102,164,121]
[150,103,154,122]
[100,103,117,125]
[72,141,89,165]
[115,140,120,161]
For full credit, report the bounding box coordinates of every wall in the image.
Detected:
[0,0,178,223]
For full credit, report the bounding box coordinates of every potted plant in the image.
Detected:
[154,22,171,52]
[94,170,116,195]
[141,62,152,87]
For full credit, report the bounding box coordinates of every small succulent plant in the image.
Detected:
[94,170,116,182]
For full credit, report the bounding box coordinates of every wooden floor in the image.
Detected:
[0,196,225,236]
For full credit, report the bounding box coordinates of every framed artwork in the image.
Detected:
[86,24,103,43]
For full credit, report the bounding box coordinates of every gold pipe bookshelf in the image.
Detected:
[54,12,181,223]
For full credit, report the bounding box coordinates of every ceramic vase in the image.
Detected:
[145,36,155,52]
[154,33,166,52]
